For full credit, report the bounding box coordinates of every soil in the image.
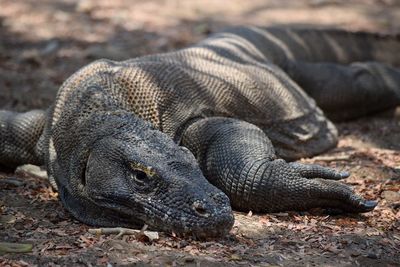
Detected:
[0,0,399,266]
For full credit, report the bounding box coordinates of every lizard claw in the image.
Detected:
[306,178,378,213]
[339,171,350,179]
[359,199,378,212]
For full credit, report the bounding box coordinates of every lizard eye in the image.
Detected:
[131,170,149,185]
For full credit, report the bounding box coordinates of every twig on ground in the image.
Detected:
[88,225,159,240]
[0,242,33,253]
[312,154,351,162]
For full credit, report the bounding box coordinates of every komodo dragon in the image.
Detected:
[1,26,399,238]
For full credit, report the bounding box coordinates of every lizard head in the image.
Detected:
[61,112,234,238]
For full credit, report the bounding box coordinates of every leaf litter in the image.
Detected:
[0,0,400,266]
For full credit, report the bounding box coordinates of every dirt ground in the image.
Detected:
[0,0,399,266]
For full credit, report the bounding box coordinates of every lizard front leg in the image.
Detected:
[181,117,377,213]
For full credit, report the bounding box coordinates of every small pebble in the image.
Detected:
[367,253,378,259]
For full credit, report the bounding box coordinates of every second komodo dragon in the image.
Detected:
[1,26,399,238]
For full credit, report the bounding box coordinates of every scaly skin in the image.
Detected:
[1,26,400,237]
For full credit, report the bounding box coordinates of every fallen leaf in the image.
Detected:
[229,254,242,261]
[0,242,33,253]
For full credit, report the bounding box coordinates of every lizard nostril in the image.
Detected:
[192,202,209,217]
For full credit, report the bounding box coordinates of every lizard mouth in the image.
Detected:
[141,205,234,239]
[153,215,234,240]
[88,193,234,238]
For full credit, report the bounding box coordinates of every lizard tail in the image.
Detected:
[223,27,400,66]
[0,110,46,168]
[286,28,400,65]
